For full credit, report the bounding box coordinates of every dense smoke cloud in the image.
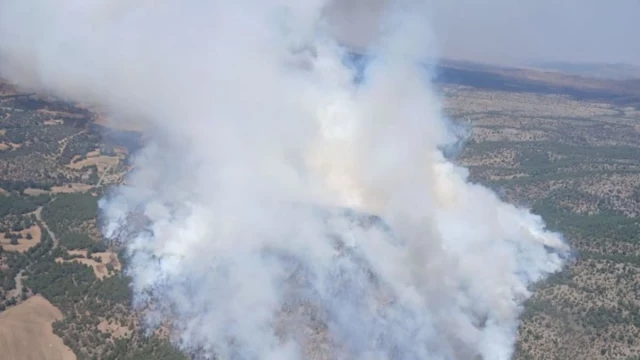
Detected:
[0,0,569,359]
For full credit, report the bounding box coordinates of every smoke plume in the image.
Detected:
[0,0,569,359]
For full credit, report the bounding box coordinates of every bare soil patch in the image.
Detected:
[0,295,76,360]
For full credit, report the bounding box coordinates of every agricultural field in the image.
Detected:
[0,60,639,359]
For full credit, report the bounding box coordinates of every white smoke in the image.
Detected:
[0,0,569,359]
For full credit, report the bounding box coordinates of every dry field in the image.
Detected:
[55,250,122,280]
[91,108,147,132]
[0,295,76,360]
[50,183,94,194]
[97,318,133,339]
[0,225,42,252]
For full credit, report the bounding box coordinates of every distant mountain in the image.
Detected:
[344,51,640,109]
[529,61,640,81]
[433,59,640,109]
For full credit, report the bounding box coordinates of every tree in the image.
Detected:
[10,236,18,245]
[26,232,33,240]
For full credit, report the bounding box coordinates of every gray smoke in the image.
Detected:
[0,0,569,359]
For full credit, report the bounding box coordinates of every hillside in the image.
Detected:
[0,89,184,360]
[440,67,640,359]
[529,61,640,81]
[0,59,639,359]
[0,295,75,360]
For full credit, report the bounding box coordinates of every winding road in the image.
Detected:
[35,206,58,247]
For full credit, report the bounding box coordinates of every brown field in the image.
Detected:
[91,109,147,132]
[23,188,49,196]
[0,295,76,360]
[97,319,132,339]
[56,250,121,280]
[51,183,94,194]
[0,225,42,252]
[0,142,21,151]
[67,154,120,172]
[24,183,95,195]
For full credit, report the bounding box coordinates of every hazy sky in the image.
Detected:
[429,0,640,65]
